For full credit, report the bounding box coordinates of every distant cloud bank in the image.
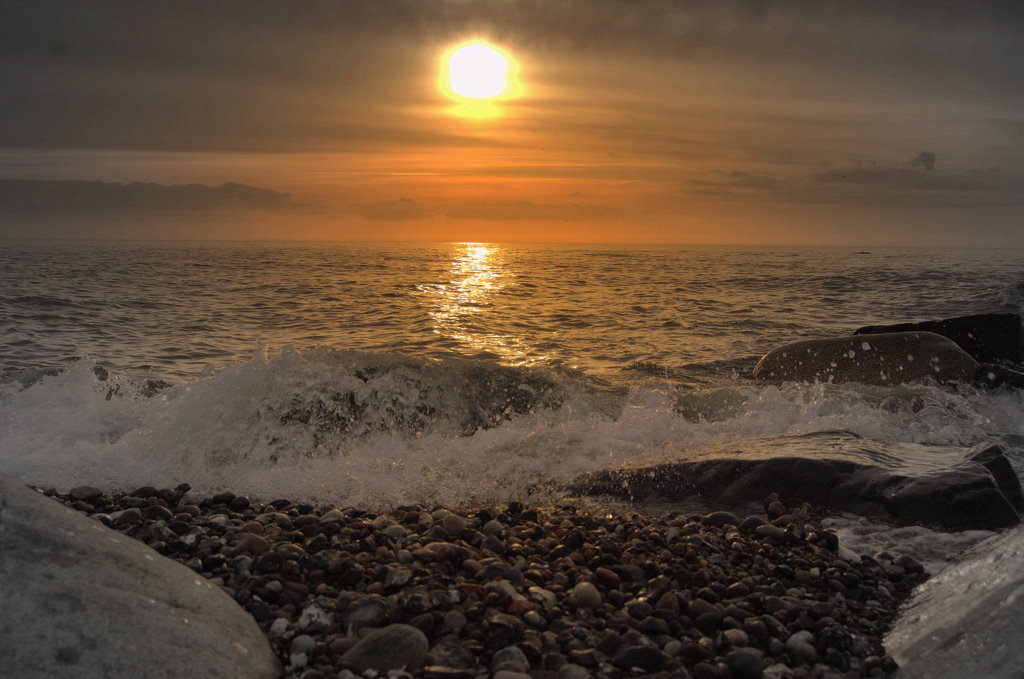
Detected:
[0,179,303,214]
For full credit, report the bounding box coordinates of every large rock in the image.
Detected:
[0,475,280,679]
[752,331,978,386]
[856,313,1023,365]
[567,430,1023,531]
[886,525,1024,678]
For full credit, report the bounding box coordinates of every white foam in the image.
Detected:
[1,350,1021,509]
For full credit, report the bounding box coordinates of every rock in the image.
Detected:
[569,581,602,609]
[725,649,763,679]
[341,596,388,635]
[442,513,466,538]
[611,646,666,671]
[886,525,1024,679]
[752,331,978,386]
[855,313,1023,365]
[974,363,1024,389]
[568,430,1022,531]
[67,485,104,502]
[0,474,279,679]
[338,623,429,672]
[701,511,740,528]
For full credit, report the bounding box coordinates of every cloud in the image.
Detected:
[0,179,305,213]
[688,170,782,196]
[444,200,619,221]
[345,198,437,221]
[911,151,936,171]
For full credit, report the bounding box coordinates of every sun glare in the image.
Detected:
[440,41,520,117]
[450,44,507,98]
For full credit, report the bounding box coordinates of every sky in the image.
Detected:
[0,0,1020,246]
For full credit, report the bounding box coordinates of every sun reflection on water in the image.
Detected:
[419,243,528,362]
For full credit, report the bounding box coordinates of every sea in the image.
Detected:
[2,240,1023,671]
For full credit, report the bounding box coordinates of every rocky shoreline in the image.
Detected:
[52,486,928,679]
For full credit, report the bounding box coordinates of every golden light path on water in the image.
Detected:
[419,243,533,363]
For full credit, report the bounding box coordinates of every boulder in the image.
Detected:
[886,525,1024,678]
[567,430,1022,531]
[856,313,1023,365]
[0,474,280,679]
[752,331,978,386]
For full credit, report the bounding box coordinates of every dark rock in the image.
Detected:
[725,649,764,679]
[974,363,1024,390]
[856,313,1023,364]
[611,646,666,671]
[568,430,1022,531]
[701,511,740,528]
[752,331,978,385]
[67,485,104,502]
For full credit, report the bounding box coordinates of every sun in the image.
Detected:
[439,41,521,113]
[448,43,508,99]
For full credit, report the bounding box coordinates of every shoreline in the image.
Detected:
[50,485,928,679]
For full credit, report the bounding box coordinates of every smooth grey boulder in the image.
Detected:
[568,430,1022,531]
[0,474,280,679]
[886,525,1024,678]
[856,312,1023,365]
[752,331,978,386]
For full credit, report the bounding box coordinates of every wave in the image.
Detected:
[1,348,1021,508]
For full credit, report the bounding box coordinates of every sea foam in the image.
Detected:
[2,346,1021,508]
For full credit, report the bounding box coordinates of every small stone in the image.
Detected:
[232,533,270,556]
[558,664,590,679]
[269,617,290,639]
[320,508,346,523]
[766,500,787,519]
[593,567,621,588]
[611,646,666,671]
[569,582,602,609]
[755,524,785,540]
[723,628,749,647]
[654,590,680,613]
[112,508,142,526]
[291,634,316,655]
[792,641,817,665]
[298,604,331,633]
[482,519,505,536]
[493,672,532,679]
[785,631,814,650]
[68,486,104,502]
[339,624,430,672]
[725,649,763,679]
[695,612,723,635]
[493,645,530,671]
[702,511,740,528]
[442,513,466,537]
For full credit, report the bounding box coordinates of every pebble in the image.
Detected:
[569,581,602,609]
[339,624,429,672]
[53,488,926,679]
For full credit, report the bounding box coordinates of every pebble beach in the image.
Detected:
[51,485,928,679]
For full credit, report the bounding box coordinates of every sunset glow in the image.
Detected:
[0,2,1019,247]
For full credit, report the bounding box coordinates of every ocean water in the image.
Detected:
[1,240,1022,507]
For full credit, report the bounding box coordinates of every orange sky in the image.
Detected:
[0,1,1020,246]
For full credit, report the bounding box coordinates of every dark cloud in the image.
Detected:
[0,179,304,213]
[1,0,1019,152]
